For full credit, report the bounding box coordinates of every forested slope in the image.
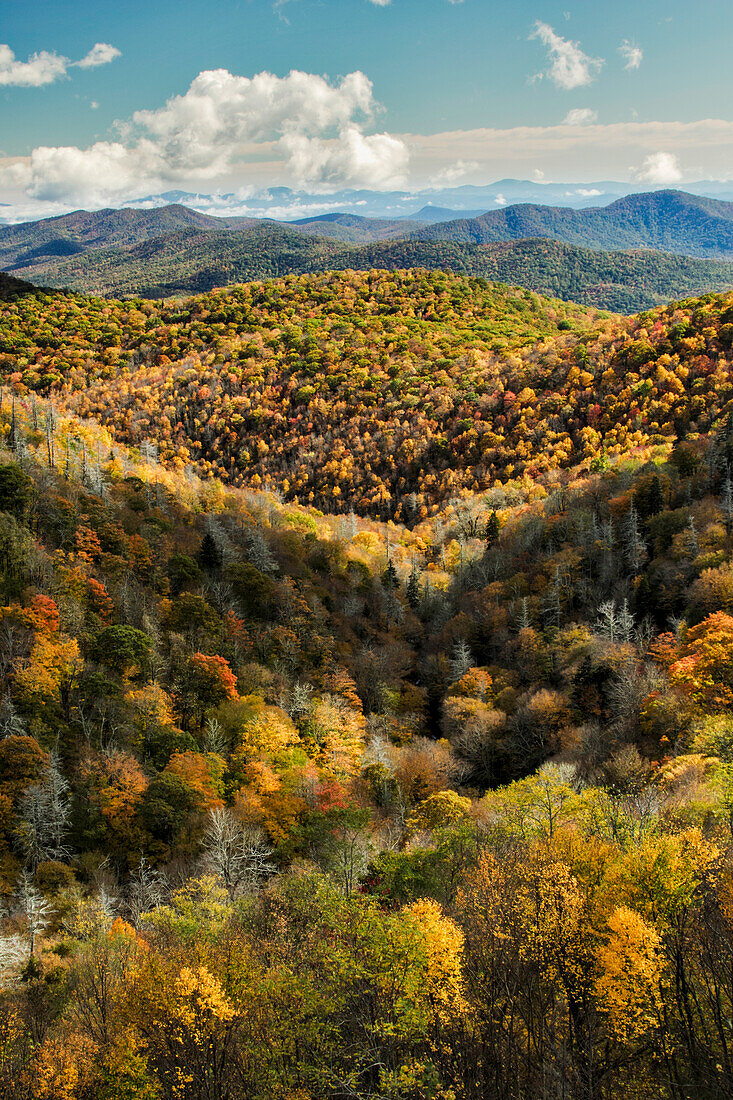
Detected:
[19,224,733,311]
[1,364,733,1097]
[412,188,733,257]
[0,204,260,277]
[4,270,733,520]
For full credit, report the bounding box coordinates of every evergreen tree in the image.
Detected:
[198,531,222,572]
[382,558,398,591]
[484,511,500,548]
[406,567,421,609]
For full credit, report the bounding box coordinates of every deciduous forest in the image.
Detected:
[1,270,733,1099]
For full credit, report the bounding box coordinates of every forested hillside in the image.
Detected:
[0,269,600,516]
[3,272,733,1098]
[23,227,733,311]
[6,190,733,309]
[4,270,733,519]
[11,222,730,312]
[0,205,260,278]
[412,189,733,257]
[289,212,422,242]
[1,358,733,1097]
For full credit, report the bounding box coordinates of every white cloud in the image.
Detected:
[632,151,682,184]
[494,193,507,206]
[74,43,122,70]
[531,22,603,90]
[282,126,408,188]
[563,107,598,125]
[0,45,68,87]
[576,188,602,196]
[0,41,120,87]
[6,108,733,219]
[430,159,479,185]
[400,119,733,187]
[619,40,643,70]
[4,68,409,206]
[8,142,151,204]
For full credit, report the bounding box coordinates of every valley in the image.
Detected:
[2,223,733,1100]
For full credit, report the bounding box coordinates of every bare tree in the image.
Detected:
[723,472,733,535]
[16,872,53,959]
[596,599,620,643]
[0,933,26,986]
[202,716,227,755]
[126,858,167,927]
[618,598,635,644]
[245,529,278,574]
[623,502,646,574]
[450,639,474,682]
[282,681,314,721]
[16,753,70,870]
[202,807,275,900]
[0,694,25,738]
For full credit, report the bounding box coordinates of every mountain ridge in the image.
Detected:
[410,190,733,257]
[12,225,733,313]
[6,190,733,310]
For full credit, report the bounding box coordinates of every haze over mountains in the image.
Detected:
[5,189,733,310]
[8,177,727,224]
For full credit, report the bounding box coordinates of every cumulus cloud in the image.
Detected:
[74,43,122,69]
[0,45,69,87]
[531,22,603,90]
[632,151,682,184]
[619,40,643,70]
[367,0,391,5]
[0,41,120,87]
[563,107,598,125]
[7,142,151,204]
[282,126,408,188]
[4,68,409,205]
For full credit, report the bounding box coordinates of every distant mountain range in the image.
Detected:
[93,178,733,221]
[6,189,733,310]
[411,190,733,258]
[289,213,424,242]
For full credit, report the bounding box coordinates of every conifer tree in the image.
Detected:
[382,558,398,591]
[484,510,500,548]
[406,567,421,609]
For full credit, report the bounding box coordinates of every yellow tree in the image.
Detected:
[595,907,662,1042]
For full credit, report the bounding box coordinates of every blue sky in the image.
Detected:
[1,0,732,216]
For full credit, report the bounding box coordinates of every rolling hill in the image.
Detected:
[4,268,733,521]
[6,190,733,309]
[0,203,261,276]
[411,189,733,258]
[287,212,423,242]
[16,224,733,312]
